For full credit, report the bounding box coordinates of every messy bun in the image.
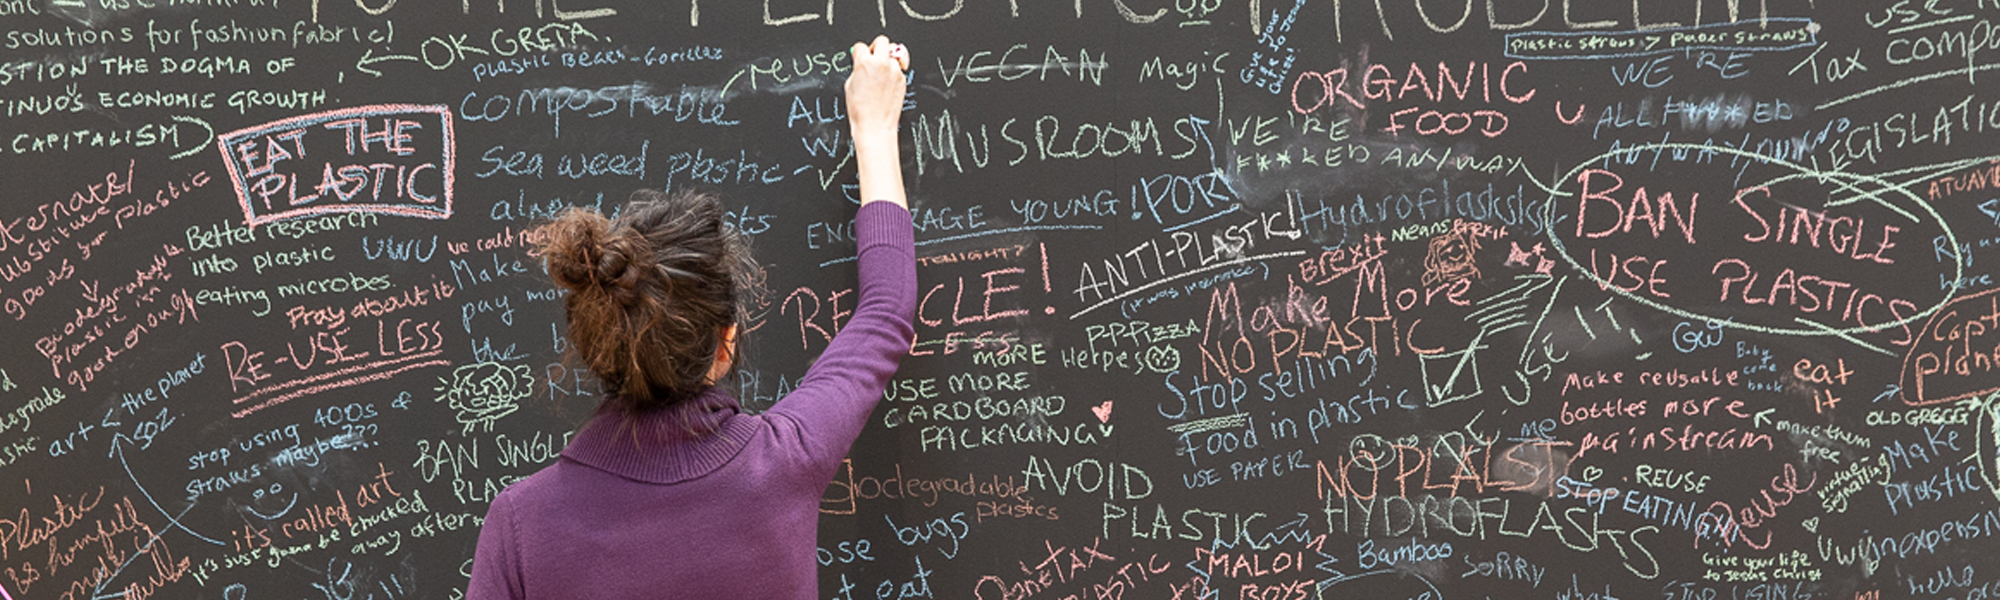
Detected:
[538,189,757,414]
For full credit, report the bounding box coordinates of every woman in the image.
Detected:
[467,36,915,599]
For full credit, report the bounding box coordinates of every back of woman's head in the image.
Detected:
[537,189,756,414]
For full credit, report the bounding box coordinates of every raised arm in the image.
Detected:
[766,36,916,470]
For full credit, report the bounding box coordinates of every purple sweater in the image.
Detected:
[467,202,917,599]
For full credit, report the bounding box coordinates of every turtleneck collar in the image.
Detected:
[559,387,761,484]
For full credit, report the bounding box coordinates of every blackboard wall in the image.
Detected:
[3,0,1999,598]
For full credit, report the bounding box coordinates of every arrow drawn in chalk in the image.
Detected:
[91,436,220,599]
[356,48,419,77]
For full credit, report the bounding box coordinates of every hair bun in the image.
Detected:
[601,230,653,306]
[542,208,613,292]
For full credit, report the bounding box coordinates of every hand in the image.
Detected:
[848,36,909,209]
[846,35,908,140]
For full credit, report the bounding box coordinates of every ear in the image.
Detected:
[718,325,739,362]
[705,324,740,384]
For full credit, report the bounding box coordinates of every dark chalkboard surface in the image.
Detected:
[2,0,1998,598]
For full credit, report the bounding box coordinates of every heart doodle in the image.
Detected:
[1092,401,1113,423]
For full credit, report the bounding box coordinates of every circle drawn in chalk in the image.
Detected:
[1540,143,1975,338]
[1976,394,2000,501]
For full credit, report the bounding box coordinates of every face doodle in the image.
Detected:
[434,362,534,435]
[1423,229,1482,286]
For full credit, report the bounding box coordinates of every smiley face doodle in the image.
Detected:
[435,361,535,435]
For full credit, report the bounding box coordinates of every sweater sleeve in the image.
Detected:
[466,494,524,600]
[766,201,917,472]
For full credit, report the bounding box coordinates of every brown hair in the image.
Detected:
[537,189,757,414]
